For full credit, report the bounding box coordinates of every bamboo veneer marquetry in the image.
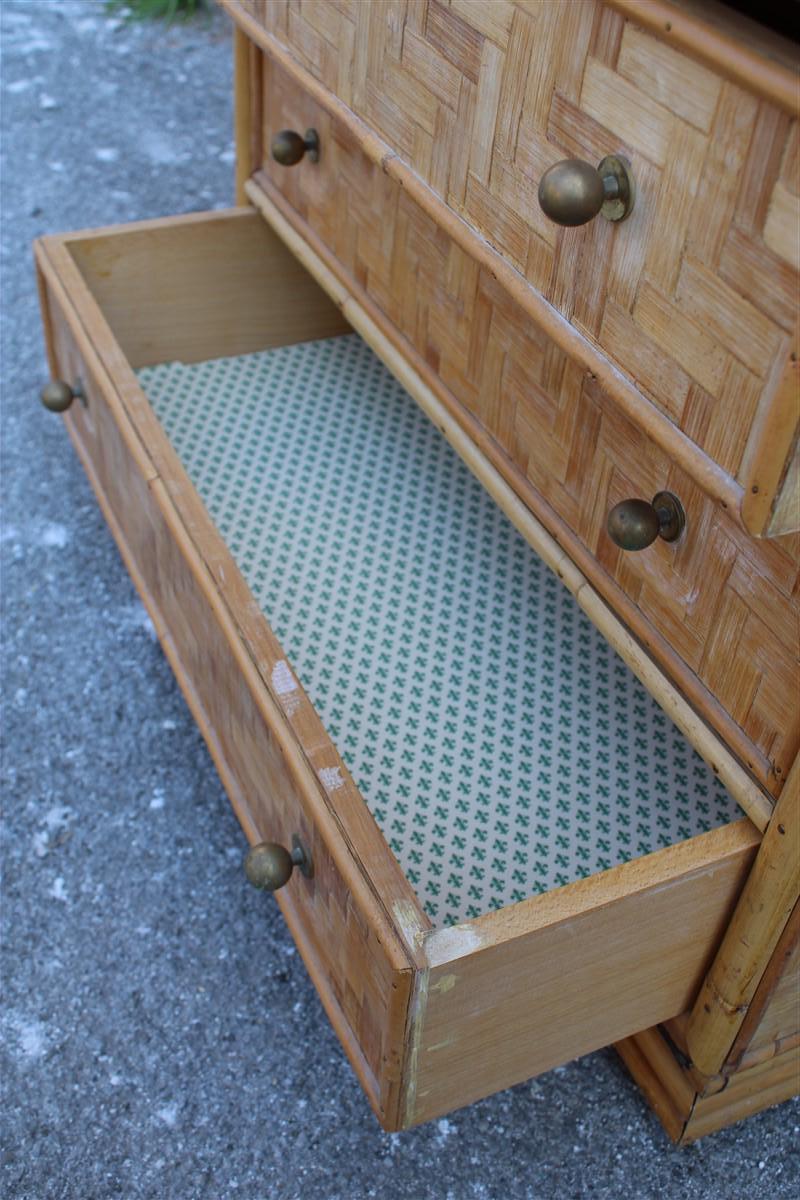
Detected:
[238,50,800,800]
[230,0,799,531]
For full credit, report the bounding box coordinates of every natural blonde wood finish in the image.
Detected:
[741,350,800,536]
[615,1026,697,1142]
[406,821,759,1125]
[243,72,800,799]
[687,757,800,1076]
[224,0,799,536]
[65,209,350,368]
[618,1025,800,1143]
[684,1044,800,1140]
[234,27,255,203]
[35,215,423,1130]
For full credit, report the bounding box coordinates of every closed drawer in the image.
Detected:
[228,0,800,536]
[35,206,761,1130]
[243,51,799,795]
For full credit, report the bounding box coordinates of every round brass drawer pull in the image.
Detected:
[538,155,635,226]
[41,379,78,413]
[271,128,320,166]
[607,492,686,551]
[244,835,313,892]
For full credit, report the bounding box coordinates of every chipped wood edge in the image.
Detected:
[245,177,773,836]
[222,3,745,520]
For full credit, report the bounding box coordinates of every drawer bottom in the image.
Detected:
[138,335,741,929]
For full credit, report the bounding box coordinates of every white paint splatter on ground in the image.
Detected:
[2,1014,48,1061]
[138,130,183,166]
[39,522,69,549]
[156,1103,178,1128]
[48,877,68,902]
[436,1118,457,1144]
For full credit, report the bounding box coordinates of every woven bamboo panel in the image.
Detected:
[238,0,798,486]
[251,52,799,794]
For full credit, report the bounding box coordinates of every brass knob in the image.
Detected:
[271,128,320,166]
[41,380,76,413]
[607,492,686,551]
[244,835,312,892]
[538,155,635,226]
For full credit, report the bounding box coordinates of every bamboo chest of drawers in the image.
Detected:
[35,0,799,1142]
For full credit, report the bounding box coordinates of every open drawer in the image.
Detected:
[34,207,763,1131]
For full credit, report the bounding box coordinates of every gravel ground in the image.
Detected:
[1,2,797,1198]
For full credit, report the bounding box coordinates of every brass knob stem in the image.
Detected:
[244,835,312,892]
[538,155,635,226]
[271,128,320,166]
[607,492,686,551]
[41,380,77,413]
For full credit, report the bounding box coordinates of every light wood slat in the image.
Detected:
[765,181,800,270]
[581,55,675,165]
[606,0,800,113]
[617,24,722,133]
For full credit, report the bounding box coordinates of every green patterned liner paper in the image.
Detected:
[138,336,740,928]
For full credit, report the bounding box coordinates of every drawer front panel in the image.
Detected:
[238,0,798,486]
[36,242,415,1128]
[253,56,799,793]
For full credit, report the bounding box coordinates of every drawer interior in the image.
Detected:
[136,339,741,928]
[62,209,743,930]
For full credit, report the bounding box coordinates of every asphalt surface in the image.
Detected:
[1,2,798,1198]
